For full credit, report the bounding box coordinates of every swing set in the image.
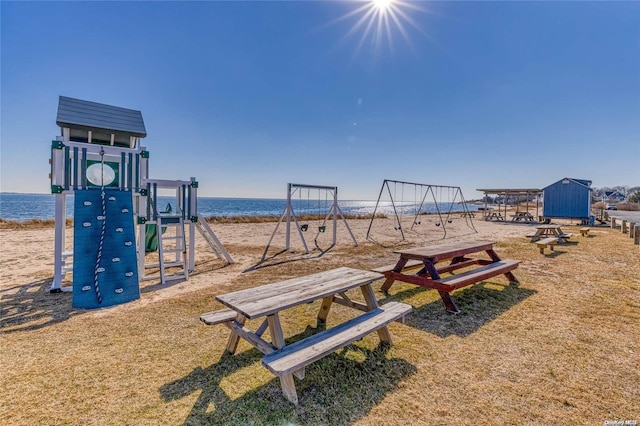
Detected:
[366,179,477,243]
[261,183,357,262]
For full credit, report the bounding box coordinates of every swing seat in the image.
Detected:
[318,226,326,233]
[300,224,308,232]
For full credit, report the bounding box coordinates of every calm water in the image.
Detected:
[0,193,476,221]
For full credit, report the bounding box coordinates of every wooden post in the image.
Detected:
[630,222,636,239]
[611,217,616,229]
[635,226,640,245]
[622,220,628,234]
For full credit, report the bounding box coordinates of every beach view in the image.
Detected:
[1,0,639,425]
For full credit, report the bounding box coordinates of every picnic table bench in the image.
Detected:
[373,240,520,313]
[510,211,535,222]
[535,237,558,254]
[200,267,412,405]
[485,211,504,221]
[528,225,572,243]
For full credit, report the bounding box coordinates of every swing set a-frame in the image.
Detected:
[261,183,357,262]
[366,179,477,243]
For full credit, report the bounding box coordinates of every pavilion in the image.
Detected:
[476,188,542,220]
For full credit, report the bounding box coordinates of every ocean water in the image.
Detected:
[0,193,476,221]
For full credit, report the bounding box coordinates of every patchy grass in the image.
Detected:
[1,225,639,425]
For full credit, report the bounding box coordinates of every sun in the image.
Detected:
[373,0,393,12]
[323,0,428,59]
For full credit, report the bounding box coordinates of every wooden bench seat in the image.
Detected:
[262,301,412,399]
[535,237,558,254]
[200,308,237,325]
[434,259,520,289]
[371,259,423,274]
[580,227,590,236]
[559,233,573,239]
[373,258,485,277]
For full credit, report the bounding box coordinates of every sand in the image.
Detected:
[0,214,538,308]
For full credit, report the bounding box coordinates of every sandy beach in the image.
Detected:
[0,214,532,306]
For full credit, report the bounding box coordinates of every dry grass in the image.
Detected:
[0,214,386,228]
[1,224,639,425]
[0,218,73,230]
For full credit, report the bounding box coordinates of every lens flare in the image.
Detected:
[323,0,429,59]
[373,0,393,12]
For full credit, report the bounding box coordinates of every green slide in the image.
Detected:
[144,203,172,252]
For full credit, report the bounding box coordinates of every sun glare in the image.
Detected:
[324,0,428,59]
[373,0,393,12]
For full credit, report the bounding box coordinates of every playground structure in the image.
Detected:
[50,96,232,309]
[366,179,477,244]
[261,183,357,261]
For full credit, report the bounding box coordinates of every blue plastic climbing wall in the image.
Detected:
[72,189,140,309]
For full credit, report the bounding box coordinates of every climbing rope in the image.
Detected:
[92,148,106,304]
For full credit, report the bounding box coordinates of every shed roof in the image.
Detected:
[542,178,592,191]
[476,188,542,195]
[56,96,147,138]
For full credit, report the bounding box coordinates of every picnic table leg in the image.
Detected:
[224,313,247,354]
[486,249,519,284]
[267,313,302,402]
[380,258,409,293]
[316,296,334,327]
[360,284,393,343]
[422,260,461,314]
[437,291,460,314]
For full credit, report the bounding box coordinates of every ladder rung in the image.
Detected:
[162,249,184,255]
[160,260,184,267]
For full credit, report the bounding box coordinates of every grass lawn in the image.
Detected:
[1,225,639,425]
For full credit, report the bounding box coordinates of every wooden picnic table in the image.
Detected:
[484,211,504,221]
[460,211,476,218]
[202,267,411,404]
[528,224,572,243]
[511,211,535,222]
[374,240,520,314]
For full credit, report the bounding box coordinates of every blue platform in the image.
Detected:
[72,189,140,309]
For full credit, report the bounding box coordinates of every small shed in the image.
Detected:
[542,178,592,221]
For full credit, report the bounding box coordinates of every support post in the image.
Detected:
[51,193,67,292]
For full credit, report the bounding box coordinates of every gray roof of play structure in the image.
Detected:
[56,96,147,138]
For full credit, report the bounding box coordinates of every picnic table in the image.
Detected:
[373,241,520,314]
[484,211,504,221]
[528,224,573,243]
[200,267,412,405]
[460,211,476,218]
[511,211,535,222]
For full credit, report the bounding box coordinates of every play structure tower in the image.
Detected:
[50,96,232,308]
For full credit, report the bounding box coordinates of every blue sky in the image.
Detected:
[1,0,639,200]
